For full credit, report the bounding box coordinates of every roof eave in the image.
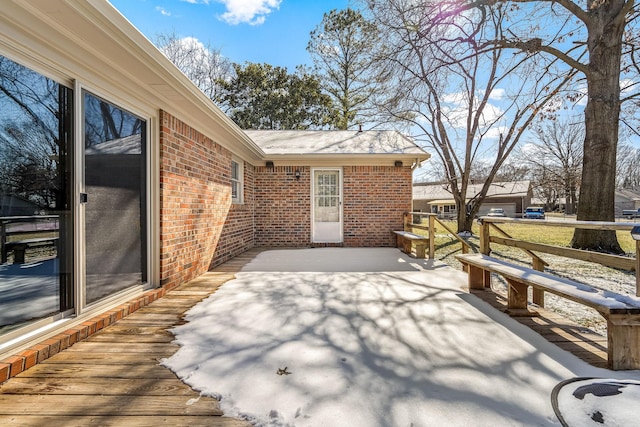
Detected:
[262,153,431,167]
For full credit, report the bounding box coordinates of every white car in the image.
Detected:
[486,208,507,217]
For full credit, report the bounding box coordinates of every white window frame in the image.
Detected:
[231,157,244,204]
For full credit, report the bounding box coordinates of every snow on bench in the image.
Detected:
[456,253,640,370]
[392,230,429,258]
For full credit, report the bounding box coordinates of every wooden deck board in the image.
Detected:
[60,342,180,353]
[0,395,223,416]
[0,377,195,395]
[14,363,178,379]
[32,351,170,365]
[0,415,250,427]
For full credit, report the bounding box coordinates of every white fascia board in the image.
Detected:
[262,153,431,167]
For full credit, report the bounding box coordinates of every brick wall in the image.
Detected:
[210,164,255,267]
[254,166,311,246]
[343,166,412,247]
[254,165,412,247]
[159,110,254,288]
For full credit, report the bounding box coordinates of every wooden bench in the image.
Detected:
[456,253,640,370]
[392,230,429,258]
[4,237,59,264]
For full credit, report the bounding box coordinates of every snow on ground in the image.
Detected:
[162,248,640,427]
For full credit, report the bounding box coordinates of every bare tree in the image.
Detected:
[518,119,583,214]
[363,1,572,232]
[0,56,64,209]
[155,31,233,103]
[427,0,640,252]
[617,143,640,189]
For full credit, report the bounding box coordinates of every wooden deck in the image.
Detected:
[470,288,608,368]
[0,250,260,427]
[0,247,612,425]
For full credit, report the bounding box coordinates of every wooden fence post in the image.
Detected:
[428,214,435,259]
[0,220,6,264]
[479,220,490,255]
[636,240,640,297]
[479,220,492,288]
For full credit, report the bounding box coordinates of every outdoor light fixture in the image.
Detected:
[266,161,274,169]
[295,170,301,180]
[395,160,403,167]
[632,226,640,241]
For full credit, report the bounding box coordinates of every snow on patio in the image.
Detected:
[162,248,640,427]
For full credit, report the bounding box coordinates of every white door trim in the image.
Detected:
[311,168,343,243]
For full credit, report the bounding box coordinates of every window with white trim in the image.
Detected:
[231,158,243,203]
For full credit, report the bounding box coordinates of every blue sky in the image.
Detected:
[109,0,351,70]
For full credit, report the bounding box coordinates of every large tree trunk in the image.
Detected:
[571,1,625,254]
[457,207,475,234]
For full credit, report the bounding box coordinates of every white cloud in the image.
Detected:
[483,125,508,140]
[441,91,504,130]
[156,6,172,16]
[621,78,636,97]
[573,84,588,107]
[489,88,506,101]
[216,0,281,25]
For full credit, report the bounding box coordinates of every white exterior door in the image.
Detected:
[312,169,343,243]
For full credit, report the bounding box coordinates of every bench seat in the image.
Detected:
[456,253,640,370]
[392,231,429,258]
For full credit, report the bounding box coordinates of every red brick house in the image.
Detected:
[0,2,429,360]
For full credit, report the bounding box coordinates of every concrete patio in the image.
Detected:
[1,248,639,426]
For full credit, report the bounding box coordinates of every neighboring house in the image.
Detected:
[413,181,533,218]
[530,197,567,212]
[615,189,640,217]
[0,2,429,357]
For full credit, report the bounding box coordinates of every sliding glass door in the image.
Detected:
[83,92,147,305]
[0,55,149,341]
[0,55,73,334]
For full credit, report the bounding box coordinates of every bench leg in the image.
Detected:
[415,243,426,259]
[483,270,491,288]
[606,314,640,370]
[532,289,545,307]
[466,264,485,290]
[396,235,411,255]
[506,279,528,311]
[12,244,28,264]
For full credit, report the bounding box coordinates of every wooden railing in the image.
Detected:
[403,212,472,258]
[478,217,640,300]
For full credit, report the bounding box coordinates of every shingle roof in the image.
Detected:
[413,181,531,201]
[245,130,428,157]
[616,188,640,201]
